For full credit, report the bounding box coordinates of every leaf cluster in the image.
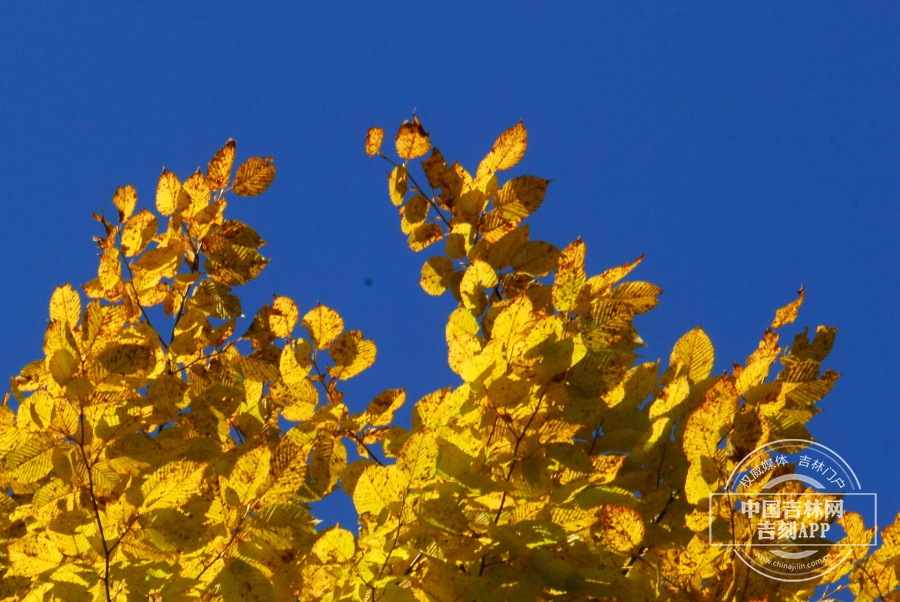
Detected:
[0,121,896,602]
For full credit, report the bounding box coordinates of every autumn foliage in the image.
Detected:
[0,118,898,601]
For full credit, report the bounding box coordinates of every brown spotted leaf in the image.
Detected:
[395,116,431,159]
[476,121,527,178]
[233,157,276,197]
[207,139,236,190]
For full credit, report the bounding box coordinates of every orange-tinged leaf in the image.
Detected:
[366,127,385,157]
[396,116,431,159]
[121,209,158,257]
[683,376,738,463]
[268,295,299,338]
[552,239,586,313]
[302,304,344,350]
[112,184,138,222]
[771,286,805,329]
[420,256,455,296]
[207,139,236,190]
[233,156,276,196]
[156,168,185,216]
[388,165,408,206]
[476,121,527,178]
[49,284,81,326]
[511,240,560,277]
[407,222,444,252]
[601,505,645,552]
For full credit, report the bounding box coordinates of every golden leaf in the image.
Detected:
[302,304,344,350]
[388,165,408,206]
[121,209,158,257]
[112,184,138,222]
[366,389,406,426]
[395,116,431,159]
[207,138,236,190]
[366,126,385,157]
[49,284,81,326]
[552,239,586,313]
[182,169,211,217]
[407,222,444,252]
[400,194,429,234]
[397,430,438,484]
[771,286,805,329]
[312,527,356,563]
[495,175,549,219]
[156,168,185,216]
[269,295,299,338]
[601,505,645,552]
[327,330,376,379]
[476,121,527,178]
[233,156,276,196]
[511,240,560,277]
[420,256,455,296]
[48,349,77,386]
[671,327,715,385]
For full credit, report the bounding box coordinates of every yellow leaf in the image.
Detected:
[395,116,431,159]
[671,327,715,385]
[156,168,186,216]
[233,156,276,196]
[460,260,498,315]
[365,389,406,426]
[400,193,429,234]
[280,341,311,385]
[207,138,236,190]
[281,380,318,421]
[683,377,738,463]
[98,247,122,291]
[495,175,549,219]
[268,295,299,338]
[228,446,272,505]
[585,254,644,294]
[327,331,376,379]
[601,505,644,552]
[182,169,211,216]
[477,121,528,178]
[397,431,438,484]
[302,304,344,350]
[366,126,385,157]
[407,222,444,252]
[49,284,81,326]
[112,184,137,222]
[48,349,77,386]
[486,223,529,270]
[552,239,585,313]
[771,285,805,329]
[312,527,356,563]
[420,256,455,296]
[97,343,154,374]
[511,240,560,277]
[121,209,158,257]
[138,461,207,510]
[388,165,408,206]
[353,465,408,516]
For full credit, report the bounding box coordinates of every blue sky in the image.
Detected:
[1,3,897,533]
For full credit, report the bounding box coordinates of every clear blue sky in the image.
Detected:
[1,3,897,531]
